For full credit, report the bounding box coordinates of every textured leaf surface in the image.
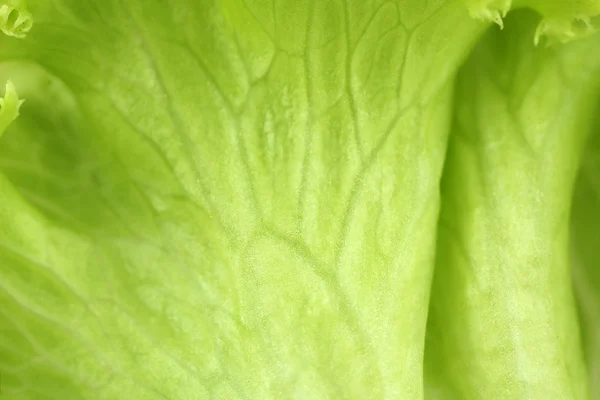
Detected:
[1,1,600,400]
[425,11,600,400]
[0,1,483,398]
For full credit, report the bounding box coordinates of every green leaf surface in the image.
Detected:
[1,1,600,399]
[0,1,483,398]
[426,11,600,400]
[572,112,600,400]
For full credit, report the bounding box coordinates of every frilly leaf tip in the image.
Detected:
[0,0,33,39]
[534,15,598,46]
[5,80,16,92]
[464,0,512,28]
[0,80,24,138]
[4,80,20,103]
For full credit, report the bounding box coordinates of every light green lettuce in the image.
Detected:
[0,0,600,399]
[426,11,600,400]
[572,112,600,400]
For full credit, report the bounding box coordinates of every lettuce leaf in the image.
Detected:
[426,11,600,399]
[0,0,600,399]
[572,112,600,399]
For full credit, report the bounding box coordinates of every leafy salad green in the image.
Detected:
[2,0,600,399]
